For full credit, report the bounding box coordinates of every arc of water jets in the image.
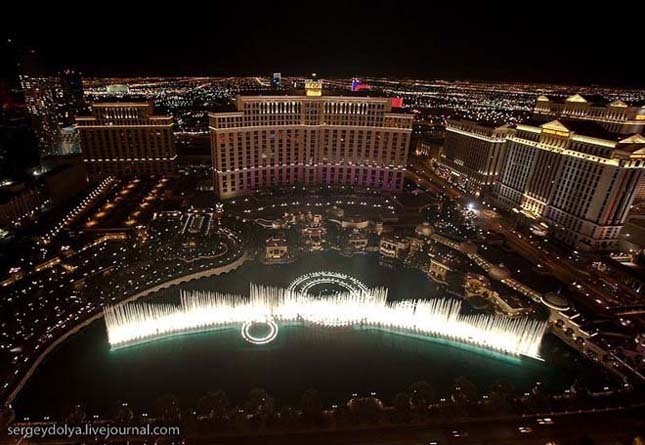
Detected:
[104,285,547,359]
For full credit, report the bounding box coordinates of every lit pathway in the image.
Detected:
[430,233,643,382]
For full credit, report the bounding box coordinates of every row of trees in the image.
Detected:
[58,376,616,434]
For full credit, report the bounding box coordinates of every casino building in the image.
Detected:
[533,93,645,203]
[490,119,645,250]
[441,119,515,195]
[533,94,645,135]
[208,81,412,199]
[76,102,176,177]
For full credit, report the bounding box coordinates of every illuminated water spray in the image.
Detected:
[287,271,369,295]
[104,280,547,359]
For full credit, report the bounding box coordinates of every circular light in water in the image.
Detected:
[287,271,369,295]
[241,319,279,345]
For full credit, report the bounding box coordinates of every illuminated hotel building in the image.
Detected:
[19,75,64,155]
[76,102,177,177]
[441,119,515,195]
[18,63,86,157]
[533,94,645,135]
[491,119,645,250]
[209,83,412,199]
[534,94,645,202]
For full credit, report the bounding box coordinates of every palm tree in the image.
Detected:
[350,397,383,424]
[393,392,411,423]
[409,381,435,414]
[154,393,181,423]
[301,388,323,425]
[245,387,275,429]
[487,381,514,414]
[65,403,86,425]
[196,390,228,420]
[454,376,478,401]
[112,402,134,424]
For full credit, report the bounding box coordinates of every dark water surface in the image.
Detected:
[13,253,599,418]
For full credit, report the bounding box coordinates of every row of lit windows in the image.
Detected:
[220,170,403,193]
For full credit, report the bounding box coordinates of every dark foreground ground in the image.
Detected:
[3,406,642,445]
[191,408,643,445]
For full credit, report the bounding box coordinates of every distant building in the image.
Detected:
[533,94,645,202]
[0,159,87,228]
[442,119,515,195]
[271,73,281,90]
[40,158,88,205]
[379,235,409,259]
[58,69,85,126]
[304,77,323,97]
[18,60,86,156]
[464,273,529,316]
[19,75,61,154]
[351,78,370,92]
[209,92,412,199]
[533,94,645,136]
[0,182,47,227]
[491,119,645,251]
[428,257,452,282]
[0,102,39,177]
[415,140,442,160]
[301,214,327,251]
[265,236,288,261]
[346,230,369,251]
[76,102,177,177]
[59,126,81,155]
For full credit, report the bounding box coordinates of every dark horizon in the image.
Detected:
[2,1,644,88]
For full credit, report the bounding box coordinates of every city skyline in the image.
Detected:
[2,2,644,87]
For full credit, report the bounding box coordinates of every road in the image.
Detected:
[406,156,630,317]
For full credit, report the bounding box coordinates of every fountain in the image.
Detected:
[104,284,547,359]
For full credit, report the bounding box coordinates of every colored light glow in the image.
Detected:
[305,80,322,97]
[104,284,546,358]
[351,78,370,92]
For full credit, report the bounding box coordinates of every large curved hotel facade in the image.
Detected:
[209,90,412,199]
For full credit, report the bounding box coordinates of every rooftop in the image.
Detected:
[447,118,513,131]
[535,94,644,109]
[524,118,643,143]
[91,102,152,108]
[235,95,395,104]
[541,292,571,311]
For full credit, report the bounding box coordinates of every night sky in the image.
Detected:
[1,1,643,86]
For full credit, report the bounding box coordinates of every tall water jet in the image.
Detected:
[104,284,547,359]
